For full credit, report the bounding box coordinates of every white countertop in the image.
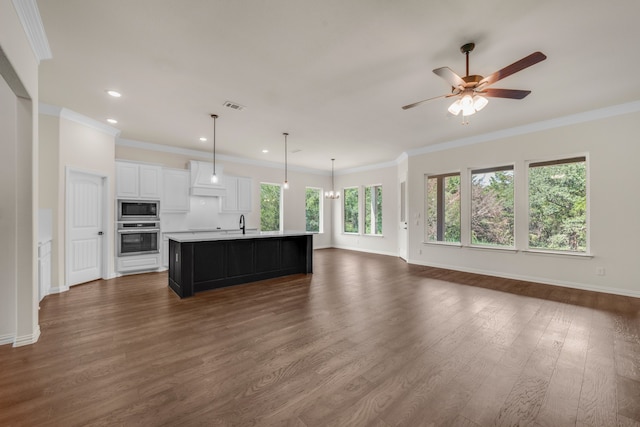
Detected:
[162,228,258,235]
[165,230,312,242]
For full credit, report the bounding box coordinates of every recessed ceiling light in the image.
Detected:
[106,90,121,98]
[262,149,269,153]
[200,137,207,142]
[107,118,118,124]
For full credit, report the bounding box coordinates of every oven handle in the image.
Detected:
[117,228,160,234]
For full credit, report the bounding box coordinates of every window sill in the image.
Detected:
[364,234,384,238]
[342,232,360,236]
[467,244,517,253]
[422,241,462,248]
[523,249,593,259]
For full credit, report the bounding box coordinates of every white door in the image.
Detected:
[67,171,104,286]
[398,180,408,260]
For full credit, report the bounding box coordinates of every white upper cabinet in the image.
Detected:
[116,161,162,199]
[162,168,190,212]
[220,176,252,212]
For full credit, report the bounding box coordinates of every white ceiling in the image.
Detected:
[36,0,640,171]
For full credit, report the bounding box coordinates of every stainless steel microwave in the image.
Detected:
[117,199,160,221]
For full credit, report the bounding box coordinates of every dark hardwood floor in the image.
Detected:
[1,248,639,426]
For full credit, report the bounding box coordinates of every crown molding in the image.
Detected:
[116,137,330,176]
[11,0,52,62]
[407,100,640,157]
[39,103,121,137]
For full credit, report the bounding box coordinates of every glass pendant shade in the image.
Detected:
[447,99,463,115]
[473,95,488,111]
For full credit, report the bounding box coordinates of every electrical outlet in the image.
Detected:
[596,267,605,276]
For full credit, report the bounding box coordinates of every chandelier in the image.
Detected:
[324,158,340,199]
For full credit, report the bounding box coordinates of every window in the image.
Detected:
[425,173,460,243]
[364,185,383,235]
[471,166,514,247]
[260,183,282,232]
[343,187,359,233]
[305,187,322,233]
[528,157,587,252]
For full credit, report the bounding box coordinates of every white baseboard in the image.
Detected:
[407,258,640,299]
[313,245,332,250]
[0,333,14,346]
[48,285,69,294]
[332,245,398,258]
[13,325,41,347]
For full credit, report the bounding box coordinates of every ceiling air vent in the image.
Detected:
[223,101,246,111]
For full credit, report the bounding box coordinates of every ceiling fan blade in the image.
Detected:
[433,67,465,90]
[480,88,531,99]
[478,51,546,88]
[402,93,455,110]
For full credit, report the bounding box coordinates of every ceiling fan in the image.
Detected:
[402,43,546,116]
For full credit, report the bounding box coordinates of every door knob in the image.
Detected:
[98,231,104,235]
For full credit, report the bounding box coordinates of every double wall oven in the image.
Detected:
[117,200,160,257]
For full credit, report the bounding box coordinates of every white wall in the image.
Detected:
[332,164,399,257]
[115,144,333,249]
[407,110,640,297]
[39,110,118,289]
[38,114,59,288]
[58,116,116,283]
[0,0,40,346]
[0,75,18,344]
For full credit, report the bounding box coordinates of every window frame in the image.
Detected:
[305,186,323,233]
[525,155,589,255]
[259,182,283,232]
[364,184,383,236]
[342,186,360,234]
[424,172,461,244]
[469,164,516,249]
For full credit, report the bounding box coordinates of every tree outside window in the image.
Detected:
[343,187,359,233]
[364,185,382,235]
[260,183,281,232]
[529,157,587,252]
[305,187,322,232]
[471,166,514,247]
[425,173,460,243]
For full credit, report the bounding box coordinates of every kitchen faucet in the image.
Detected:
[239,214,245,235]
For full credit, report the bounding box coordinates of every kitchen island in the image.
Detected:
[166,231,313,298]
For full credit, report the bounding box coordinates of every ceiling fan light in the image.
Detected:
[473,95,488,111]
[460,94,474,108]
[448,100,463,115]
[462,104,476,116]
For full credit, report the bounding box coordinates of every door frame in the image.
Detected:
[398,177,408,261]
[65,167,110,288]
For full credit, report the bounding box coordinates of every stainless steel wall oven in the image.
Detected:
[117,221,160,256]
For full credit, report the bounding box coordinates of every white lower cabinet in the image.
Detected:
[117,254,161,273]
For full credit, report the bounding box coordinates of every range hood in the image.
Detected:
[189,160,226,197]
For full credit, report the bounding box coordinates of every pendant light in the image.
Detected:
[325,158,340,199]
[283,132,289,189]
[210,114,219,184]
